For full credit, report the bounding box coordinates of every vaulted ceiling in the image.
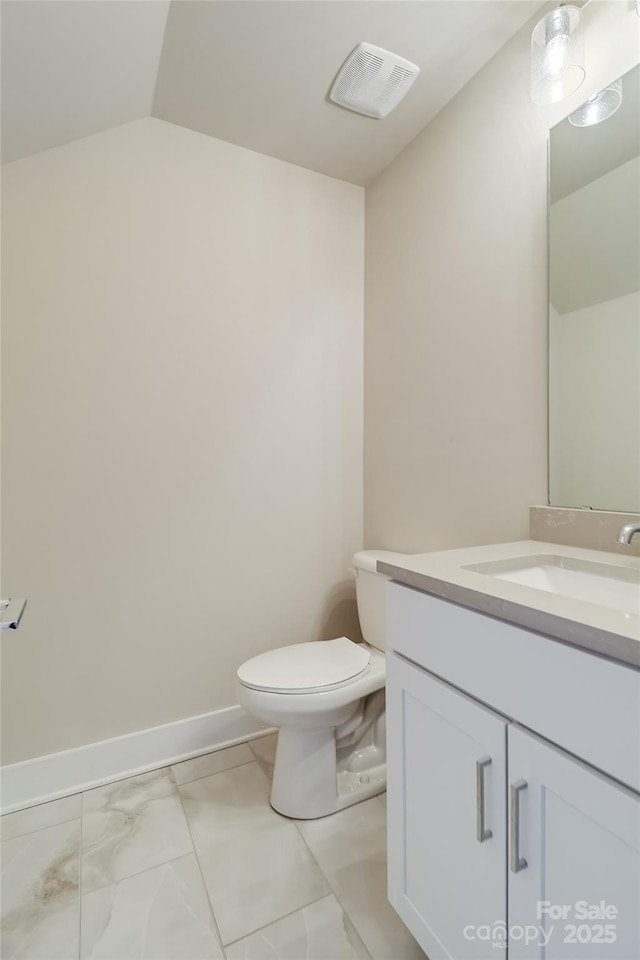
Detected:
[1,0,545,184]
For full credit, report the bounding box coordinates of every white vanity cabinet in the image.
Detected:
[386,583,640,960]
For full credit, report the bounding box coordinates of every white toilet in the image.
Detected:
[236,550,405,819]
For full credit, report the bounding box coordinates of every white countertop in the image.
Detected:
[378,540,640,668]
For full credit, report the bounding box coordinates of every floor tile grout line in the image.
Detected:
[223,888,371,957]
[0,810,82,843]
[292,811,378,960]
[77,756,263,900]
[179,756,343,953]
[78,848,206,899]
[179,756,298,952]
[251,756,375,960]
[78,791,84,959]
[172,765,227,956]
[173,756,256,787]
[223,892,358,952]
[250,752,371,956]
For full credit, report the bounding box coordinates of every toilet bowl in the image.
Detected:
[236,550,406,819]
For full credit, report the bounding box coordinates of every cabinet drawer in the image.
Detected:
[387,582,640,792]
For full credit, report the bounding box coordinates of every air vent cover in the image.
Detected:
[329,42,419,119]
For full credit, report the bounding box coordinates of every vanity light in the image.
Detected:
[531,5,585,106]
[568,78,623,126]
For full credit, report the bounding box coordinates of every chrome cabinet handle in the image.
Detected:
[510,779,528,873]
[476,757,493,842]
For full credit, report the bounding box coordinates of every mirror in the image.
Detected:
[548,63,640,513]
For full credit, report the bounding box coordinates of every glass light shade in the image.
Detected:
[568,79,623,126]
[531,5,585,106]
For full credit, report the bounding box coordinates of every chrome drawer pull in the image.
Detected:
[476,757,493,842]
[510,779,528,873]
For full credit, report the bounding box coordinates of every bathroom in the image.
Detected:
[1,1,639,958]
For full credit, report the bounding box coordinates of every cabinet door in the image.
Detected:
[387,652,507,960]
[508,725,640,960]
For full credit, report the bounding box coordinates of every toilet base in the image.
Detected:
[269,723,387,820]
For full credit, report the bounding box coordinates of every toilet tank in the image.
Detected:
[352,550,408,652]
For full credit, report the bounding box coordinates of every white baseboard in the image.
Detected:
[0,705,272,815]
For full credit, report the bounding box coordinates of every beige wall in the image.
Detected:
[1,118,364,763]
[364,0,640,553]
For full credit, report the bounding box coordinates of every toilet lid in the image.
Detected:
[238,637,371,693]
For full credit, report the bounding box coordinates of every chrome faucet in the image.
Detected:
[617,523,640,544]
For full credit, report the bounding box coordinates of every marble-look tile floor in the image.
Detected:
[1,734,425,960]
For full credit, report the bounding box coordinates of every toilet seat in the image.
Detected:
[237,637,370,694]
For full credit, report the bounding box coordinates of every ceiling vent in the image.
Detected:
[329,42,420,119]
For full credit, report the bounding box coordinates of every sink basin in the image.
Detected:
[463,555,640,616]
